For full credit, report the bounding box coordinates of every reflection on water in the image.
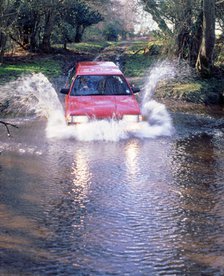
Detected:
[1,114,224,275]
[125,140,140,179]
[72,148,91,197]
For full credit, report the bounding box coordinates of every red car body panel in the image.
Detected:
[75,61,121,76]
[66,95,140,118]
[63,61,141,121]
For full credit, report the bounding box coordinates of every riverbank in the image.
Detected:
[0,40,224,109]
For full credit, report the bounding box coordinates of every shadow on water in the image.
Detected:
[169,133,224,273]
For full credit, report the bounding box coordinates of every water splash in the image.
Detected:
[47,60,176,141]
[137,60,177,138]
[142,60,176,102]
[0,60,177,141]
[0,73,64,122]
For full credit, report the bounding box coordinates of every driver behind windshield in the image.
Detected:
[71,75,131,96]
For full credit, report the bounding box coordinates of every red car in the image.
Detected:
[60,61,142,124]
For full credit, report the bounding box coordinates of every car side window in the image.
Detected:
[65,66,76,88]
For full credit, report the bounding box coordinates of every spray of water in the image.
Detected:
[142,60,176,102]
[0,73,64,122]
[136,60,177,138]
[0,60,178,141]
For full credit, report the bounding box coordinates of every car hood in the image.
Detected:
[67,95,140,118]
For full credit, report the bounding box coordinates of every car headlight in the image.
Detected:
[67,115,89,124]
[122,115,142,122]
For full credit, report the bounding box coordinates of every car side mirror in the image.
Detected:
[60,88,70,95]
[132,86,140,94]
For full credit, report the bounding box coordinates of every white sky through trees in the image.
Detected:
[117,0,158,34]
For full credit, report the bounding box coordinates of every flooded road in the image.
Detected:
[1,70,224,275]
[1,113,224,275]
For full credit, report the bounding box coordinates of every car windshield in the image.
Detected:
[71,75,132,96]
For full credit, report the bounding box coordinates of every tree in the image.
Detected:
[103,23,120,41]
[140,0,217,76]
[0,0,18,62]
[3,0,104,53]
[16,0,43,51]
[196,0,216,76]
[73,1,103,43]
[52,0,104,47]
[41,0,62,52]
[140,0,173,36]
[216,0,224,34]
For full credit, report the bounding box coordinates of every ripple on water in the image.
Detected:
[1,118,224,275]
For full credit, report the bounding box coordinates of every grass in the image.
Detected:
[0,58,62,84]
[0,41,110,84]
[122,40,163,77]
[173,82,202,93]
[1,39,223,104]
[58,41,110,53]
[158,78,224,103]
[123,54,155,77]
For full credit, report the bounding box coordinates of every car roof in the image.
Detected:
[76,61,123,76]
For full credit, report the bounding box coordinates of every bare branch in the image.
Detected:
[0,121,19,137]
[0,12,17,19]
[216,0,224,5]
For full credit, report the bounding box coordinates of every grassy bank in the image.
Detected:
[122,40,163,77]
[0,58,62,84]
[0,41,109,84]
[121,40,224,105]
[156,78,224,104]
[0,39,223,105]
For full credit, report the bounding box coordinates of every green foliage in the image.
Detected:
[215,37,224,67]
[83,25,104,41]
[0,40,109,83]
[74,1,103,27]
[103,24,120,41]
[0,0,19,57]
[0,0,104,55]
[16,0,43,50]
[56,0,103,44]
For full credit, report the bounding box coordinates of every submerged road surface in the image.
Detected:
[0,109,224,275]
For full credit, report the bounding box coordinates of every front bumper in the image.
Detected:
[66,114,143,124]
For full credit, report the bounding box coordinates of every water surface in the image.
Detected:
[1,70,224,275]
[1,112,224,275]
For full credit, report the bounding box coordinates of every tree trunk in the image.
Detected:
[189,11,203,67]
[0,32,7,63]
[196,0,216,76]
[176,0,192,59]
[30,15,40,52]
[30,32,37,51]
[142,0,172,36]
[41,10,55,52]
[75,25,85,43]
